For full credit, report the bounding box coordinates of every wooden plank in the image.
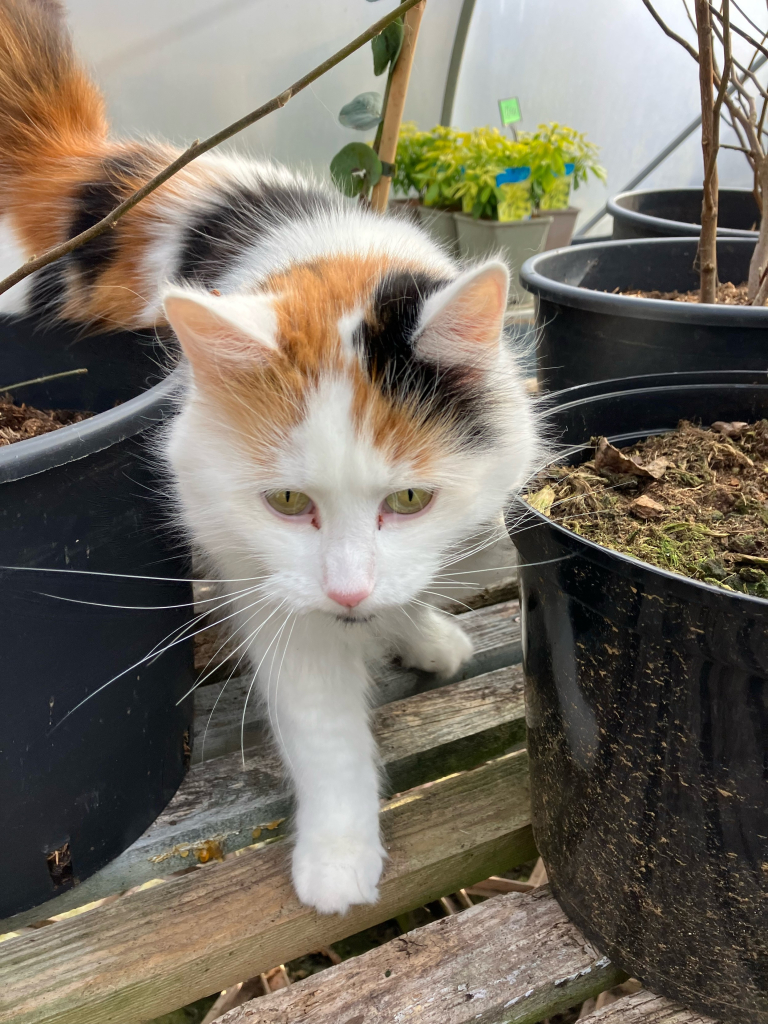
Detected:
[193,598,522,762]
[1,665,525,931]
[217,887,626,1024]
[581,990,716,1023]
[0,751,536,1024]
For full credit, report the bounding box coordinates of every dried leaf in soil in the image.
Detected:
[525,419,768,599]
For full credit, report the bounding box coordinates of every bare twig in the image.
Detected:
[641,0,700,60]
[0,0,422,299]
[0,367,87,392]
[710,2,768,59]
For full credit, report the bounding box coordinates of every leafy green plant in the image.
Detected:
[391,124,469,209]
[451,127,526,219]
[521,123,606,211]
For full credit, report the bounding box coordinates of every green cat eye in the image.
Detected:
[266,490,312,516]
[385,488,433,515]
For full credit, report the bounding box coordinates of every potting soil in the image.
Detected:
[525,419,768,598]
[616,281,753,304]
[0,394,92,445]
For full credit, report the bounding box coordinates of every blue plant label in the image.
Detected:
[495,166,530,186]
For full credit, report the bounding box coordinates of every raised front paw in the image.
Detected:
[401,612,473,678]
[292,835,384,915]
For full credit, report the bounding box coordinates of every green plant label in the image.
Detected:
[498,97,522,127]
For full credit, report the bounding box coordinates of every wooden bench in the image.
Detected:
[0,585,714,1024]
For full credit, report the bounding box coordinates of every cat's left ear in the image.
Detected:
[413,261,509,367]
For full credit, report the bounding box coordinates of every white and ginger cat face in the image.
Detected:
[163,256,538,621]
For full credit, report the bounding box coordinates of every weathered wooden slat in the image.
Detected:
[1,665,525,931]
[193,598,522,762]
[582,990,715,1023]
[0,751,535,1024]
[218,887,626,1024]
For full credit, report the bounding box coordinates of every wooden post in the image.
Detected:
[370,0,427,214]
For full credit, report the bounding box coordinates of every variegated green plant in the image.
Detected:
[521,123,606,211]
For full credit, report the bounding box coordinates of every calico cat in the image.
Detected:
[0,0,540,913]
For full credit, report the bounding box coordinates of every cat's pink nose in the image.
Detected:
[326,587,371,608]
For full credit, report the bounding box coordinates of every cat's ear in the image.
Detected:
[413,261,508,367]
[163,287,278,382]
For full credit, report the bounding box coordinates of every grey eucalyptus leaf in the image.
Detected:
[338,91,382,131]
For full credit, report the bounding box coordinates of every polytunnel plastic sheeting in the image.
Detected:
[67,0,464,178]
[452,0,767,231]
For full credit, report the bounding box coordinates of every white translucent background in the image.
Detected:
[65,0,768,233]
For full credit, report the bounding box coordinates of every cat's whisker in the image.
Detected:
[241,601,290,767]
[269,613,298,776]
[200,609,277,760]
[51,590,273,732]
[0,565,271,585]
[33,580,269,612]
[175,592,281,703]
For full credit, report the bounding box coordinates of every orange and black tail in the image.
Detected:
[0,0,180,328]
[0,0,107,177]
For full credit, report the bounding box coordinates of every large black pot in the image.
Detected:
[0,316,194,920]
[609,187,760,240]
[520,237,768,392]
[509,371,768,1023]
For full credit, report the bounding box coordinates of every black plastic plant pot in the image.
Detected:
[520,237,768,392]
[0,315,194,921]
[508,370,768,1023]
[608,187,759,240]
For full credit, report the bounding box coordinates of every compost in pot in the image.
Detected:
[508,371,768,1024]
[526,418,768,597]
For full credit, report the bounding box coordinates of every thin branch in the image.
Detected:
[641,0,700,60]
[0,0,422,299]
[0,367,87,392]
[713,0,732,128]
[730,0,765,40]
[720,142,754,153]
[710,2,768,59]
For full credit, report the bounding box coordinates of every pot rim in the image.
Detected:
[607,186,759,240]
[0,364,184,486]
[509,370,768,610]
[520,236,768,326]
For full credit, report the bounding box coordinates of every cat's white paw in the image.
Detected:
[292,835,384,915]
[401,613,474,678]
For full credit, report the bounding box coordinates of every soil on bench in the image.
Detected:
[525,418,768,598]
[0,394,92,446]
[614,281,751,304]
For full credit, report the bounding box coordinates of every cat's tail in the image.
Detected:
[0,0,108,177]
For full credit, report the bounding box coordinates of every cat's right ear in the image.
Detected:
[163,287,279,384]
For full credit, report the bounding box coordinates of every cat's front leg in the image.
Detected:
[254,614,383,915]
[384,602,474,679]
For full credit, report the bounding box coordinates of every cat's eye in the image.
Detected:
[265,490,312,516]
[384,488,433,515]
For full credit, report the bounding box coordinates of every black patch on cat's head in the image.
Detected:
[175,182,337,287]
[355,270,494,450]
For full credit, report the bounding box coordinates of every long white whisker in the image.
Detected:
[51,591,271,732]
[241,602,289,766]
